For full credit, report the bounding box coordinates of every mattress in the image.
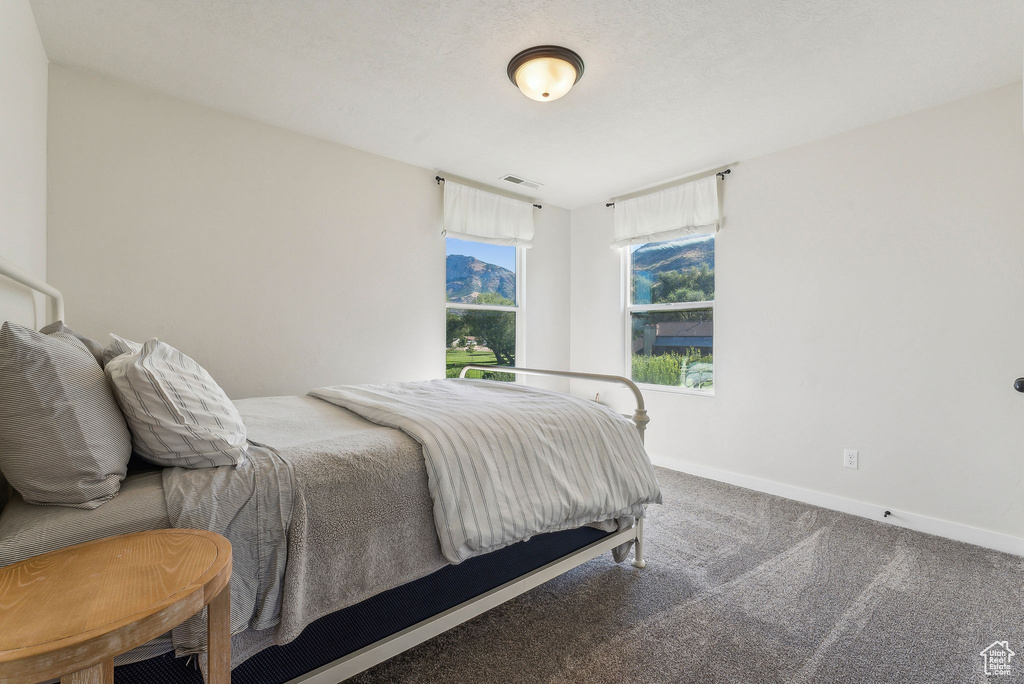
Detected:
[0,467,169,567]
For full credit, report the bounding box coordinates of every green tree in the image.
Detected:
[464,292,516,367]
[649,264,714,304]
[446,310,468,347]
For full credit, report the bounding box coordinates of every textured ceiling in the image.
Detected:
[29,0,1024,209]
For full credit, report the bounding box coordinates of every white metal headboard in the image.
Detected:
[0,256,65,324]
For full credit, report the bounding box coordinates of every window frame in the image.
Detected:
[445,241,524,375]
[622,240,715,397]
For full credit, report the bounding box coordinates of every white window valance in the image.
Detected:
[611,174,720,248]
[443,180,535,248]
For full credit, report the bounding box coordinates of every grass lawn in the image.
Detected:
[446,348,514,380]
[446,348,498,369]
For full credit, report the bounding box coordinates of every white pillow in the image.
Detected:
[101,333,141,366]
[104,335,247,468]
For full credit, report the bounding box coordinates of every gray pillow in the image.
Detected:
[0,321,132,508]
[39,320,106,367]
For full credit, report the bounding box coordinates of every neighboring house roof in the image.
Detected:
[632,320,714,353]
[652,321,713,336]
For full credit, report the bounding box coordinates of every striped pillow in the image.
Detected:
[0,322,132,508]
[105,336,248,468]
[39,321,107,367]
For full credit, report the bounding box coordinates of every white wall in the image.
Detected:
[0,0,48,326]
[47,66,571,399]
[570,84,1024,542]
[522,205,571,392]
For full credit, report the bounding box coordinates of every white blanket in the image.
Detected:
[311,379,662,563]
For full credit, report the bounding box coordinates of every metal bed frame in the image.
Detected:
[291,367,651,683]
[0,257,652,683]
[0,256,65,323]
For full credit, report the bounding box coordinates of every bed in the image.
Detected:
[0,257,661,684]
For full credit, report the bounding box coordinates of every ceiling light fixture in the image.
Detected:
[507,45,584,102]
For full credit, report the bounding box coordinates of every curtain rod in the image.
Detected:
[605,168,730,208]
[435,176,542,209]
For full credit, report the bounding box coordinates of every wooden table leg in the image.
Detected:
[207,581,231,684]
[61,658,113,684]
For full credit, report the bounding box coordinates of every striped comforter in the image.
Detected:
[310,378,662,563]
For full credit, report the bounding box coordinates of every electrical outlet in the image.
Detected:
[843,449,859,469]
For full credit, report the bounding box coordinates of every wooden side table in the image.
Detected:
[0,529,232,684]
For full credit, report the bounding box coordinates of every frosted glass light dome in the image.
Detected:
[507,46,584,103]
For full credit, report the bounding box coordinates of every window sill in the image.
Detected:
[635,383,715,398]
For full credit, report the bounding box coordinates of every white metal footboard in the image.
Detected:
[458,364,651,444]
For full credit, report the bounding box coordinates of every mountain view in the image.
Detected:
[446,254,516,303]
[631,234,714,276]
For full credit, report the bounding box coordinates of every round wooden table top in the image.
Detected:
[0,528,231,683]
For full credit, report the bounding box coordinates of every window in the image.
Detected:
[445,238,520,381]
[626,234,714,392]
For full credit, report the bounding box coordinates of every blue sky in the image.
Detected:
[446,238,516,271]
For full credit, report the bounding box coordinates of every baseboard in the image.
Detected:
[650,455,1024,557]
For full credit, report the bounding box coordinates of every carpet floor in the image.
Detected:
[352,467,1024,683]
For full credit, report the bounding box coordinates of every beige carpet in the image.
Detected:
[352,467,1024,683]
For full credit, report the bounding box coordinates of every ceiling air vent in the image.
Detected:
[500,174,542,190]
